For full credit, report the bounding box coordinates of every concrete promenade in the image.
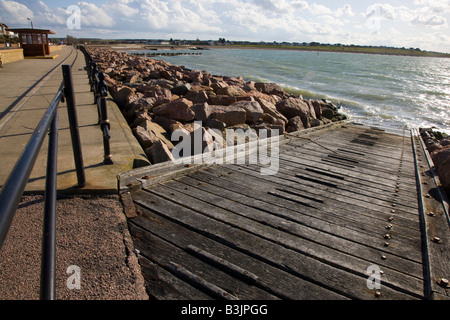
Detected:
[0,46,149,299]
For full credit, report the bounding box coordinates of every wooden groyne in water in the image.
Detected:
[130,52,202,57]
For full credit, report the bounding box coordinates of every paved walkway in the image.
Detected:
[0,46,149,299]
[0,46,149,193]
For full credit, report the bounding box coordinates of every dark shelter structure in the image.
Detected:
[6,28,55,57]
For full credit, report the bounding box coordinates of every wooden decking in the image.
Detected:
[119,122,450,300]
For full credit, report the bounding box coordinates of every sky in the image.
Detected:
[0,0,449,53]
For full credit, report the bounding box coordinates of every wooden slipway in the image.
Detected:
[119,122,450,300]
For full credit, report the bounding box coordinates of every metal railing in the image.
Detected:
[79,46,113,165]
[0,64,85,300]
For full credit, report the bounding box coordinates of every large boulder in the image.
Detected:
[153,116,183,134]
[229,100,263,124]
[189,126,217,156]
[145,140,174,164]
[133,124,159,149]
[276,97,316,128]
[257,98,288,125]
[255,83,285,96]
[152,98,195,122]
[286,116,305,133]
[260,114,286,132]
[170,83,192,96]
[125,71,142,84]
[130,112,152,129]
[191,102,212,122]
[204,118,227,131]
[189,70,203,83]
[208,95,237,106]
[216,86,246,97]
[431,147,450,190]
[209,105,247,126]
[124,97,156,122]
[184,90,210,104]
[211,80,229,93]
[133,120,173,148]
[251,123,284,137]
[136,85,172,106]
[112,86,137,109]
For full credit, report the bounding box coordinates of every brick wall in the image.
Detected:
[0,49,24,64]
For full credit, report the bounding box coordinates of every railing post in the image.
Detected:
[98,72,113,165]
[92,62,99,106]
[80,48,113,165]
[40,108,58,300]
[62,64,86,188]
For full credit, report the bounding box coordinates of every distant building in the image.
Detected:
[147,40,170,45]
[0,22,8,35]
[1,22,15,37]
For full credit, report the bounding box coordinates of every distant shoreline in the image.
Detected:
[90,43,450,58]
[219,45,450,58]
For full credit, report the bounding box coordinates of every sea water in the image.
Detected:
[141,48,450,134]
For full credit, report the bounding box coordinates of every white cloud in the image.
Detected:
[78,2,114,28]
[0,0,34,24]
[364,3,398,20]
[414,0,450,13]
[411,14,447,27]
[363,2,449,30]
[309,3,355,18]
[35,1,66,25]
[309,3,333,16]
[105,0,139,18]
[336,4,354,17]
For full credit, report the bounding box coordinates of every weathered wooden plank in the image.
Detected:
[276,158,419,205]
[186,245,260,284]
[131,205,349,300]
[129,222,278,300]
[166,262,240,300]
[281,146,417,187]
[246,154,415,209]
[280,150,417,191]
[204,164,421,236]
[277,164,418,208]
[227,163,421,225]
[281,153,417,194]
[287,134,411,166]
[287,128,411,160]
[269,163,418,211]
[285,129,415,170]
[168,173,424,271]
[142,182,425,297]
[135,253,212,300]
[118,162,210,193]
[131,189,419,300]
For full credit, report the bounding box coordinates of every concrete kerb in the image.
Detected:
[105,94,151,171]
[20,86,151,196]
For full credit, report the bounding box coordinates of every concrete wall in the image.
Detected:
[0,49,24,64]
[49,45,63,54]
